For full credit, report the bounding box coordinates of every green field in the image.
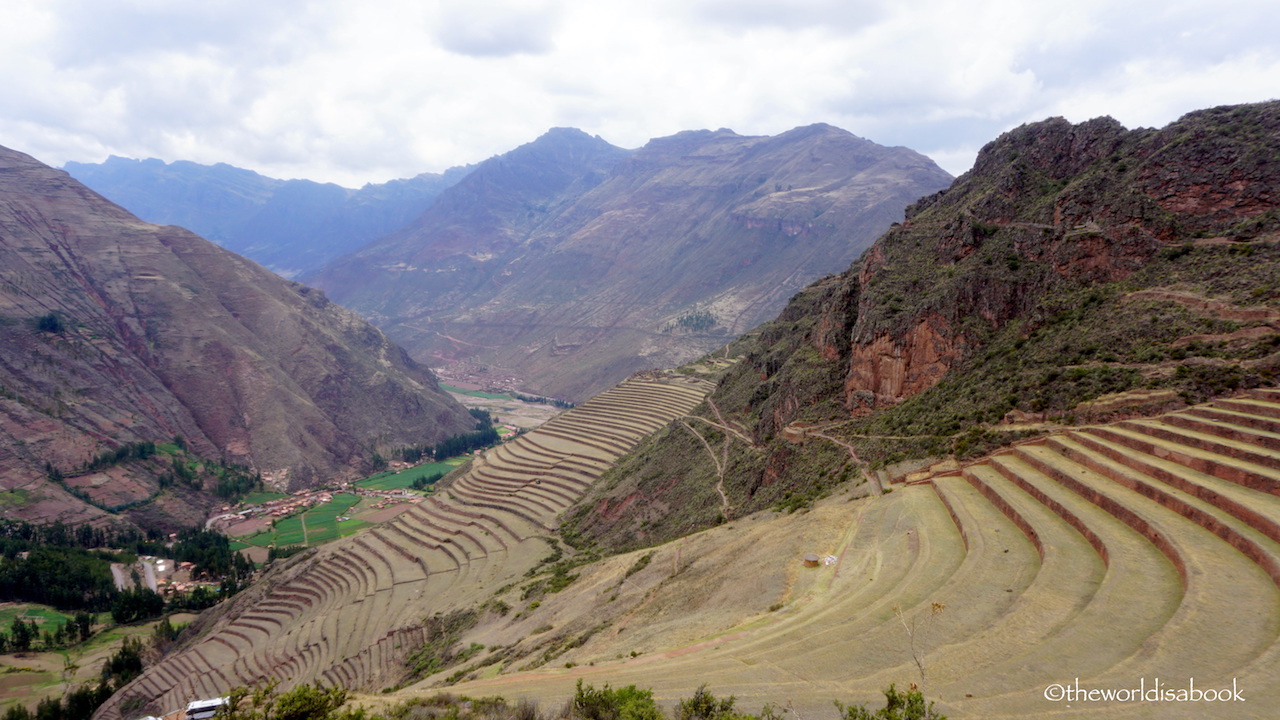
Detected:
[0,604,73,628]
[241,493,362,547]
[357,459,462,491]
[440,384,511,400]
[240,491,288,505]
[338,519,370,538]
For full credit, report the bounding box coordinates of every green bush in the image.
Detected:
[835,684,946,720]
[569,680,664,720]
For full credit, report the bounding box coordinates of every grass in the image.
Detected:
[357,459,462,491]
[240,494,363,547]
[0,605,73,628]
[240,491,288,505]
[338,519,371,538]
[441,384,511,400]
[0,489,31,507]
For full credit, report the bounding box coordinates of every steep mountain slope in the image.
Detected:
[566,101,1280,551]
[0,145,475,529]
[63,157,471,278]
[310,126,952,400]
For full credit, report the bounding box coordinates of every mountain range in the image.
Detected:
[63,156,472,279]
[307,125,952,400]
[93,101,1280,720]
[0,146,475,530]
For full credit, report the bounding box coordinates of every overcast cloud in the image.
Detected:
[2,0,1276,186]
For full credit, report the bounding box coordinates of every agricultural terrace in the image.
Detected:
[97,374,714,720]
[438,387,1280,719]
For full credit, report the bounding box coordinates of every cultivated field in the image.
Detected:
[429,388,1280,719]
[94,375,715,720]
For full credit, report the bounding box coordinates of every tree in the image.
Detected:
[9,617,34,651]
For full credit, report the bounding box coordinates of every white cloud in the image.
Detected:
[1,0,1276,186]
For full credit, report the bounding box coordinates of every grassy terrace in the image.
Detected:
[96,376,715,720]
[435,388,1280,718]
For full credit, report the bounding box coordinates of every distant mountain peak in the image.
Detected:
[311,123,953,400]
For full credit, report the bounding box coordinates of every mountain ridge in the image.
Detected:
[564,100,1280,550]
[63,155,473,278]
[0,145,476,529]
[310,123,952,400]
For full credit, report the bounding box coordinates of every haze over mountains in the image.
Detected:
[0,146,475,529]
[70,125,951,401]
[64,157,473,279]
[309,125,952,400]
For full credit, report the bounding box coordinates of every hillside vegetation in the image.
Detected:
[566,102,1280,552]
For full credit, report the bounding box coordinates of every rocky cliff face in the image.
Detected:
[63,157,470,278]
[565,101,1280,551]
[310,125,952,400]
[0,146,475,529]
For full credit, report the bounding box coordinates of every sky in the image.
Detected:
[2,0,1277,187]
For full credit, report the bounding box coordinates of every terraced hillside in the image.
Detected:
[436,388,1280,719]
[94,374,714,720]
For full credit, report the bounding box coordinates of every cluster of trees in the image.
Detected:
[44,434,262,504]
[0,547,118,611]
[0,521,249,621]
[109,585,165,625]
[78,441,157,474]
[411,471,446,491]
[431,426,500,460]
[513,392,575,409]
[0,613,93,653]
[164,529,255,581]
[397,412,503,465]
[267,544,308,562]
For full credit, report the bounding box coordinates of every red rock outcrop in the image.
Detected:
[843,313,965,407]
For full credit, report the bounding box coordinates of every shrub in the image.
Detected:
[835,685,946,720]
[34,313,64,334]
[568,680,664,720]
[676,686,744,720]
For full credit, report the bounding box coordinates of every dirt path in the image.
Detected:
[678,397,765,517]
[808,429,883,495]
[679,420,731,516]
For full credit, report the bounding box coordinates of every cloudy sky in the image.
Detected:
[3,0,1277,186]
